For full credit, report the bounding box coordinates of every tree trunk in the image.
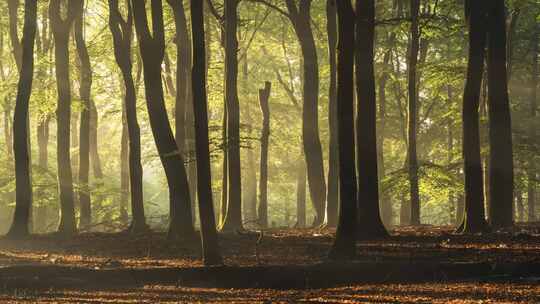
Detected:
[120,104,129,226]
[516,190,524,222]
[89,100,103,179]
[459,0,489,234]
[285,0,326,227]
[329,0,357,259]
[190,0,222,265]
[407,0,421,226]
[131,0,194,240]
[50,0,80,236]
[355,0,388,239]
[6,0,37,239]
[242,55,257,227]
[109,0,147,233]
[166,0,197,225]
[74,2,92,229]
[258,82,271,228]
[296,159,306,228]
[325,0,338,228]
[486,0,514,229]
[527,17,538,222]
[220,0,243,232]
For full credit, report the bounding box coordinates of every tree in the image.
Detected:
[527,14,538,222]
[74,0,92,229]
[407,0,421,226]
[328,0,357,260]
[219,0,243,232]
[258,82,271,228]
[355,0,388,239]
[459,0,489,234]
[486,0,514,229]
[109,0,147,233]
[131,0,195,240]
[50,0,81,236]
[191,0,222,265]
[6,0,38,239]
[325,0,338,228]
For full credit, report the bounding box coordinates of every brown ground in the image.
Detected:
[0,225,538,303]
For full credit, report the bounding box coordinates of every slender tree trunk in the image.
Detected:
[285,0,326,227]
[74,2,92,229]
[50,0,80,236]
[191,0,222,265]
[516,190,524,222]
[258,82,271,228]
[3,106,13,159]
[486,0,514,229]
[459,0,489,234]
[527,18,538,222]
[296,159,306,228]
[325,0,338,228]
[109,0,147,233]
[120,103,129,226]
[6,0,37,239]
[220,0,243,232]
[355,0,388,239]
[329,0,357,259]
[89,100,103,179]
[131,0,194,240]
[407,0,421,226]
[242,55,257,227]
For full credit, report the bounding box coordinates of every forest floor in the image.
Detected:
[0,225,538,303]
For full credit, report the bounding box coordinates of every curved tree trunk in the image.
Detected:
[486,0,514,229]
[131,0,194,240]
[355,0,388,239]
[329,0,357,260]
[50,0,80,237]
[190,0,222,265]
[6,0,37,239]
[285,0,326,227]
[459,0,489,234]
[74,2,92,229]
[258,82,271,228]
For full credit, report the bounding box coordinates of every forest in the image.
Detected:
[0,0,538,302]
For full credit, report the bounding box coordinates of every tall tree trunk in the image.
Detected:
[131,0,194,240]
[407,0,421,226]
[120,103,129,226]
[486,0,514,229]
[109,0,147,233]
[74,1,92,229]
[89,100,103,179]
[242,55,257,226]
[6,0,37,239]
[166,0,197,225]
[296,158,306,228]
[516,190,524,222]
[257,82,271,228]
[329,0,357,259]
[356,0,388,239]
[220,0,243,232]
[190,0,222,265]
[459,0,489,234]
[527,17,538,222]
[50,0,80,236]
[285,0,326,227]
[325,0,338,228]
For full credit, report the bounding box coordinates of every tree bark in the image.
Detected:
[459,0,489,234]
[329,0,357,259]
[190,0,222,265]
[258,82,271,228]
[486,0,514,229]
[74,1,92,229]
[296,159,306,228]
[407,0,421,226]
[50,0,81,236]
[6,0,37,239]
[131,0,194,240]
[356,0,388,239]
[109,0,147,233]
[220,0,243,232]
[285,0,326,227]
[325,0,338,228]
[527,17,538,222]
